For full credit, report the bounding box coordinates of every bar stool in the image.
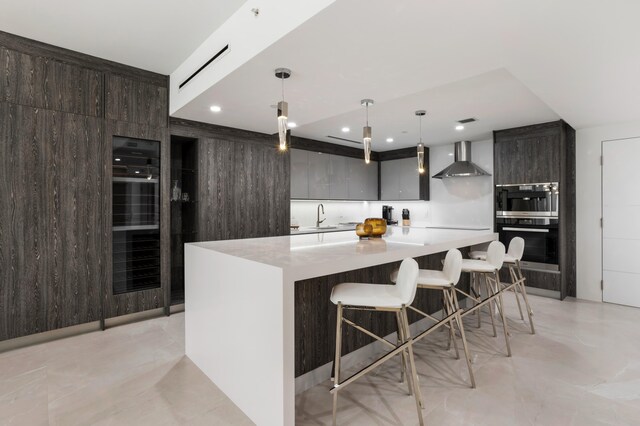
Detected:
[390,249,476,389]
[460,241,512,357]
[329,258,424,425]
[469,237,535,334]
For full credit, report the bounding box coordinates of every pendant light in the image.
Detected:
[275,67,291,151]
[361,99,374,164]
[415,110,426,174]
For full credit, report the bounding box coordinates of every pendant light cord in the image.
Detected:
[281,75,285,102]
[365,103,369,126]
[419,115,422,143]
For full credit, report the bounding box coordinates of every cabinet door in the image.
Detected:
[397,157,420,200]
[381,158,420,200]
[290,149,309,198]
[381,160,401,200]
[329,154,348,199]
[494,123,562,185]
[346,157,368,200]
[364,161,379,200]
[308,152,330,199]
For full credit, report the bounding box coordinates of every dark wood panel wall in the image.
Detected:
[170,118,290,240]
[295,249,471,376]
[493,120,576,298]
[0,31,169,340]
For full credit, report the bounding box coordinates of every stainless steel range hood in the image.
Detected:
[432,141,491,179]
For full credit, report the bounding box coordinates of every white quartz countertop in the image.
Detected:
[189,226,497,281]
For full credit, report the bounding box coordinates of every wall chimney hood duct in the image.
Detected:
[432,141,491,179]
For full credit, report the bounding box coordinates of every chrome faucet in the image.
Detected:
[316,203,325,227]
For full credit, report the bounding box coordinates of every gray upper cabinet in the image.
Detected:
[308,151,331,199]
[381,157,421,200]
[328,154,348,199]
[290,149,378,200]
[291,149,309,198]
[347,157,378,200]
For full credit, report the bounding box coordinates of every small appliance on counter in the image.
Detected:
[382,205,398,225]
[402,209,410,226]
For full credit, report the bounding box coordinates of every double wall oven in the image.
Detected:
[495,183,559,272]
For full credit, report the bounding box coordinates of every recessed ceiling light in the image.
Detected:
[455,124,464,131]
[386,137,394,143]
[448,153,454,156]
[210,105,222,112]
[341,127,350,133]
[288,122,297,128]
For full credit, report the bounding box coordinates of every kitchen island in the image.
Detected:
[185,226,497,425]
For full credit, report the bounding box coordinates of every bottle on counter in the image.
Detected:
[402,209,410,227]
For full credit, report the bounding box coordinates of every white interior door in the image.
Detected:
[602,137,640,307]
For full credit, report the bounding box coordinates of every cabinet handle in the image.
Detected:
[502,227,549,233]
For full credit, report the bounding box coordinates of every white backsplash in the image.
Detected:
[291,140,494,228]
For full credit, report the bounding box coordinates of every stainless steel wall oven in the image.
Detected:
[495,182,560,272]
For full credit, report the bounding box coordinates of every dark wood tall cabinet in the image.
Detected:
[493,120,576,299]
[0,31,169,341]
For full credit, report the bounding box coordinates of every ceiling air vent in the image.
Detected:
[457,117,477,124]
[179,44,229,89]
[326,135,363,145]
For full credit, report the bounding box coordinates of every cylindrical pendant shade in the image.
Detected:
[417,143,425,174]
[363,126,372,164]
[277,101,288,151]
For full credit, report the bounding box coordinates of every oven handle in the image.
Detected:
[501,227,550,233]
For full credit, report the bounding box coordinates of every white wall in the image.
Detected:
[428,139,494,228]
[576,120,640,302]
[290,140,494,228]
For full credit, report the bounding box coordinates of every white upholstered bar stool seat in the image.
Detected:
[460,259,498,273]
[390,269,451,288]
[468,237,535,334]
[330,283,407,308]
[469,251,518,264]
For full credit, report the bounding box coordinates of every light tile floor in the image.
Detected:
[1,295,640,425]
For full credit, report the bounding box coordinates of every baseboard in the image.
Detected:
[0,321,101,354]
[104,307,165,327]
[524,286,561,299]
[170,303,185,314]
[1,307,172,354]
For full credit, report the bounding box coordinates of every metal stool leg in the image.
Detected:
[483,273,497,337]
[396,312,407,385]
[516,260,535,334]
[444,289,460,359]
[472,273,482,328]
[509,266,525,320]
[332,303,343,425]
[493,272,512,357]
[452,292,476,389]
[396,312,413,396]
[401,306,425,425]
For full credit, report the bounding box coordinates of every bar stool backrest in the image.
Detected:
[486,241,506,271]
[395,258,420,305]
[507,237,525,261]
[442,249,463,285]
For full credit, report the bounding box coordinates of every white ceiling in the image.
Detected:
[0,0,248,74]
[3,0,639,149]
[172,0,640,150]
[295,69,559,150]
